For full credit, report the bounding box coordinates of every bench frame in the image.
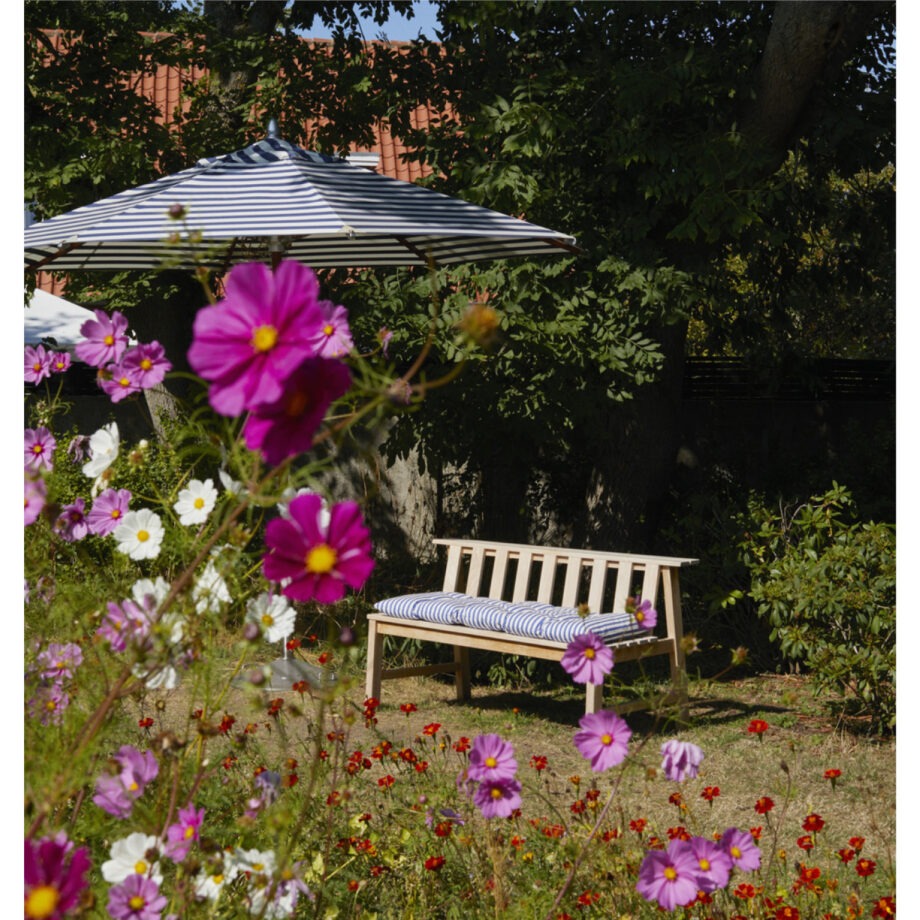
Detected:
[366,538,698,716]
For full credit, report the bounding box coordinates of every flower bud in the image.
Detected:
[242,622,261,642]
[167,203,187,220]
[339,626,356,647]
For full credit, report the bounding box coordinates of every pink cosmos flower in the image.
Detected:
[561,632,614,685]
[24,831,92,920]
[93,745,159,819]
[627,596,658,631]
[636,839,701,910]
[25,427,56,473]
[37,642,83,682]
[97,600,150,653]
[660,739,705,783]
[472,776,522,819]
[121,342,172,389]
[25,473,47,526]
[720,827,762,872]
[99,361,142,403]
[50,351,71,374]
[378,327,393,356]
[107,873,167,920]
[28,683,71,726]
[262,493,374,603]
[243,358,352,465]
[573,709,632,772]
[467,734,518,783]
[75,308,130,367]
[163,804,205,862]
[309,301,354,357]
[687,835,732,892]
[87,488,132,536]
[54,498,89,542]
[187,260,327,416]
[25,344,53,384]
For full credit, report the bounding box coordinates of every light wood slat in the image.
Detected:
[639,563,660,608]
[489,548,510,597]
[561,559,581,606]
[466,546,486,596]
[512,550,533,601]
[442,544,463,592]
[587,558,607,613]
[536,552,559,603]
[611,560,634,612]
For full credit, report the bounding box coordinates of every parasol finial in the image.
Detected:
[266,117,278,139]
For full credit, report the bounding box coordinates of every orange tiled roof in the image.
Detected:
[32,31,442,293]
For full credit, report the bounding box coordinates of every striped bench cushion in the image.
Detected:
[373,592,651,644]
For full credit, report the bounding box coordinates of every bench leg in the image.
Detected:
[668,641,689,722]
[365,620,385,702]
[585,680,603,715]
[453,645,471,702]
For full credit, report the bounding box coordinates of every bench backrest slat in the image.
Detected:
[489,547,511,598]
[512,549,534,601]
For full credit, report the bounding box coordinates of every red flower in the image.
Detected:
[748,826,763,840]
[668,791,684,808]
[824,768,842,781]
[872,895,895,917]
[838,848,856,864]
[422,722,441,736]
[347,880,360,892]
[317,651,332,665]
[400,703,418,715]
[734,883,757,898]
[414,761,429,773]
[286,638,301,650]
[856,858,877,878]
[747,719,769,736]
[267,697,284,717]
[629,818,647,834]
[138,717,154,729]
[701,785,720,802]
[377,775,395,789]
[755,796,775,814]
[850,836,866,851]
[576,891,600,907]
[666,825,690,841]
[292,680,308,694]
[218,713,236,734]
[434,821,453,838]
[802,813,825,833]
[775,908,800,920]
[424,855,445,871]
[453,737,471,753]
[222,755,237,770]
[530,755,548,771]
[796,835,814,851]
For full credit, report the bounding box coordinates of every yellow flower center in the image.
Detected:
[45,700,57,712]
[184,826,195,839]
[119,376,131,388]
[128,781,139,791]
[251,324,278,353]
[110,509,122,520]
[136,530,150,543]
[261,614,275,627]
[664,866,678,881]
[140,358,153,371]
[128,895,146,910]
[33,362,43,372]
[600,733,612,746]
[323,323,335,337]
[635,610,645,622]
[584,647,595,660]
[32,444,43,455]
[193,497,205,509]
[104,334,115,346]
[490,787,503,800]
[731,846,742,859]
[134,859,148,874]
[699,858,710,871]
[25,885,59,919]
[252,862,264,872]
[212,874,224,885]
[305,543,337,574]
[485,756,498,768]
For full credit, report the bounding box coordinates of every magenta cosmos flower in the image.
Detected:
[25,831,92,920]
[50,351,71,374]
[660,738,705,783]
[163,803,205,862]
[87,488,132,536]
[309,301,354,358]
[573,709,632,772]
[627,596,658,630]
[121,342,172,389]
[243,358,352,465]
[54,498,89,542]
[107,874,167,920]
[472,776,522,819]
[99,361,142,403]
[467,734,518,783]
[262,493,374,603]
[720,827,762,872]
[636,839,701,910]
[561,632,614,685]
[187,260,328,417]
[25,427,57,473]
[687,835,732,892]
[93,745,159,819]
[25,344,53,384]
[75,308,130,367]
[25,473,47,526]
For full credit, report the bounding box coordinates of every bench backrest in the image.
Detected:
[433,538,697,617]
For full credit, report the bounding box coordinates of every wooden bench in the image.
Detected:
[365,538,698,716]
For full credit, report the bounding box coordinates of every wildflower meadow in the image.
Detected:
[24,258,896,919]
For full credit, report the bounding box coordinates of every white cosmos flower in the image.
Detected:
[195,861,240,901]
[174,478,218,526]
[219,467,244,496]
[113,509,164,560]
[136,663,179,690]
[246,593,296,643]
[82,422,119,480]
[193,560,231,614]
[101,832,163,884]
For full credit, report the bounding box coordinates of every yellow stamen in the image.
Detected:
[119,376,131,388]
[104,334,115,346]
[25,884,59,919]
[33,363,42,373]
[184,826,195,839]
[251,324,278,353]
[490,787,503,800]
[485,756,498,768]
[731,846,742,859]
[193,497,205,509]
[600,733,612,746]
[134,859,148,874]
[699,858,710,871]
[136,530,150,543]
[128,896,146,910]
[140,358,153,371]
[664,866,678,881]
[261,614,275,627]
[305,543,337,574]
[323,323,335,336]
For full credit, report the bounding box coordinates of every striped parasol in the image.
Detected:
[24,134,578,273]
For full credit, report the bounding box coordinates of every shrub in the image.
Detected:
[739,483,895,732]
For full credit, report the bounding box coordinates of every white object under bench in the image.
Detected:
[365,538,698,716]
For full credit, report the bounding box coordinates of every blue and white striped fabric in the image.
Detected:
[24,137,578,272]
[374,592,650,645]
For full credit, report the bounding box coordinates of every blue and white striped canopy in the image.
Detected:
[24,137,578,272]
